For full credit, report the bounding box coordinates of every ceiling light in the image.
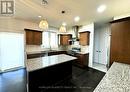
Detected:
[74,16,80,22]
[38,16,42,18]
[97,5,106,13]
[39,19,49,30]
[62,22,67,26]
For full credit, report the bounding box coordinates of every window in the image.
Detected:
[42,32,49,48]
[50,32,58,48]
[42,31,58,48]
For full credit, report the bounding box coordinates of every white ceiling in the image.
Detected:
[14,0,130,28]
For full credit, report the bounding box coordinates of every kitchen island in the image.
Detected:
[26,54,77,92]
[94,62,130,92]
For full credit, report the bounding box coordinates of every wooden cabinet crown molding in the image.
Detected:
[110,17,130,23]
[79,31,90,33]
[24,28,43,32]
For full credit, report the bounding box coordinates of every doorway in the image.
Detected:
[93,24,110,72]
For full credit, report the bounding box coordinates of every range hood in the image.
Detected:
[71,25,80,42]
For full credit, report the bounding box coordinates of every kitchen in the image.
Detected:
[25,24,91,92]
[1,0,130,92]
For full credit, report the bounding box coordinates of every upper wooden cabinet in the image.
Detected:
[33,31,42,45]
[25,29,42,45]
[26,30,34,45]
[59,34,72,45]
[79,31,90,46]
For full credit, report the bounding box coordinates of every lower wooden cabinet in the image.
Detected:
[74,53,89,68]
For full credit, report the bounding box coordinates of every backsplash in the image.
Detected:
[26,45,46,53]
[80,45,89,53]
[26,45,89,54]
[26,45,69,53]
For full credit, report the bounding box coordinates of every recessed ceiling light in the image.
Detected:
[62,22,67,26]
[38,16,42,18]
[97,5,106,13]
[74,16,80,22]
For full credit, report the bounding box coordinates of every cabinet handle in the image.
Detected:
[96,51,101,52]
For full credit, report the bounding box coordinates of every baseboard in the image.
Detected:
[0,66,25,73]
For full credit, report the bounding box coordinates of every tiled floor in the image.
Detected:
[92,62,107,73]
[0,66,105,92]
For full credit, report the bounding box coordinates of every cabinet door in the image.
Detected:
[75,54,83,65]
[110,20,130,65]
[60,34,72,45]
[26,31,33,45]
[60,35,64,45]
[33,31,42,45]
[63,35,69,45]
[79,32,90,46]
[74,53,89,67]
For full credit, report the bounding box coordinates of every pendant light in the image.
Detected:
[59,10,67,33]
[59,25,66,33]
[39,19,49,30]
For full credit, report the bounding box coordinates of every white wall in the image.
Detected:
[0,17,39,33]
[79,23,94,67]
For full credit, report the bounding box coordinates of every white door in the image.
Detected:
[0,32,24,71]
[94,26,110,65]
[94,29,100,63]
[98,29,108,65]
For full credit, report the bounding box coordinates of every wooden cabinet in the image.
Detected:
[67,53,89,68]
[59,34,72,45]
[74,53,89,68]
[25,29,42,45]
[110,19,130,65]
[26,31,33,45]
[33,31,42,45]
[79,31,90,46]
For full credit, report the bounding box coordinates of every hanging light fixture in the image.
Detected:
[59,25,66,33]
[58,10,67,33]
[39,19,49,30]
